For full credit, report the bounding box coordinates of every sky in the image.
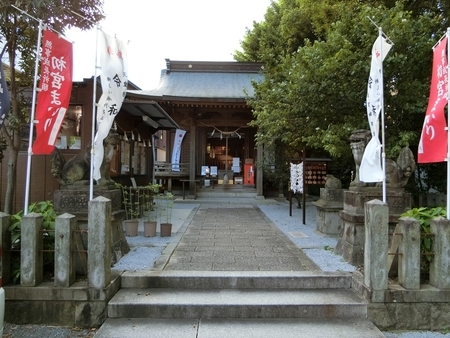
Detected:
[65,0,273,90]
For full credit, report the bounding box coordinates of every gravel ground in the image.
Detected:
[3,199,450,337]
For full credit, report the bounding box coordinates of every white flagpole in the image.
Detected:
[23,19,43,215]
[89,24,100,201]
[378,27,387,203]
[447,27,450,219]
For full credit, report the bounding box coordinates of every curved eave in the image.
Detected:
[121,99,180,130]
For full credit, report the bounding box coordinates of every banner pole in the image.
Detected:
[89,24,100,201]
[447,27,450,220]
[23,20,43,215]
[379,27,387,203]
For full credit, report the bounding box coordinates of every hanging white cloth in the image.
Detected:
[290,162,303,194]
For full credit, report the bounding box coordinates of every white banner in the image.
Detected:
[360,35,392,182]
[92,30,128,180]
[290,162,303,194]
[171,129,186,171]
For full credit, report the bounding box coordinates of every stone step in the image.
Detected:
[120,270,353,290]
[107,288,367,319]
[95,318,385,338]
[196,191,258,198]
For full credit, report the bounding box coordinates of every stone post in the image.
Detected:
[364,199,388,300]
[21,212,43,286]
[0,213,11,285]
[88,196,111,289]
[312,185,344,235]
[398,217,420,290]
[54,213,76,287]
[430,217,450,289]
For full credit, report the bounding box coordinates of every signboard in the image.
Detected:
[304,162,327,185]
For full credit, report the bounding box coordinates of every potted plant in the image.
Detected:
[159,192,174,237]
[142,183,162,237]
[121,185,139,237]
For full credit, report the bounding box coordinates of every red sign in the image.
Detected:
[32,30,73,155]
[418,37,448,163]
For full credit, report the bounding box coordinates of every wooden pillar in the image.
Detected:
[189,124,197,195]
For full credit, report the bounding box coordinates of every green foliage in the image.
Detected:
[148,183,162,194]
[120,184,163,221]
[120,186,139,220]
[238,0,447,195]
[0,0,104,214]
[0,137,7,162]
[401,206,447,266]
[145,183,162,221]
[158,193,174,224]
[8,200,57,283]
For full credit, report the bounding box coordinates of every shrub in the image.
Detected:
[401,206,447,276]
[8,200,57,283]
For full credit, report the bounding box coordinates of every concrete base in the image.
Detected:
[315,209,342,235]
[335,189,412,266]
[352,271,450,330]
[4,274,121,328]
[53,186,122,217]
[53,187,129,269]
[312,188,345,236]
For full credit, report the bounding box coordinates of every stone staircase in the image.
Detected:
[95,271,385,337]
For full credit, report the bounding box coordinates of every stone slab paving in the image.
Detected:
[163,204,319,271]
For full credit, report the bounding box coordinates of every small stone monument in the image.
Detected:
[312,175,345,235]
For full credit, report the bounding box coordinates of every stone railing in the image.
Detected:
[0,197,120,327]
[1,196,112,288]
[364,200,450,292]
[359,200,450,330]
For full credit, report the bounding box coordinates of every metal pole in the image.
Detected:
[23,20,43,215]
[379,27,387,203]
[89,24,100,200]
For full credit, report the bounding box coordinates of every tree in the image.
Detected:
[0,1,104,213]
[237,0,447,193]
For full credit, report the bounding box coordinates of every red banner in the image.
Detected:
[418,37,448,163]
[32,30,73,155]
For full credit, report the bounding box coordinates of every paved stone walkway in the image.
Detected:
[163,204,319,271]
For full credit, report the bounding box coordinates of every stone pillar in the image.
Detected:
[430,217,450,289]
[364,199,388,300]
[21,212,43,286]
[312,187,344,235]
[88,197,111,289]
[54,213,76,287]
[398,217,420,290]
[0,212,11,285]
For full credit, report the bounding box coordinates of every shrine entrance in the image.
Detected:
[197,126,256,184]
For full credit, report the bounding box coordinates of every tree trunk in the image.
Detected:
[3,47,21,215]
[4,146,18,214]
